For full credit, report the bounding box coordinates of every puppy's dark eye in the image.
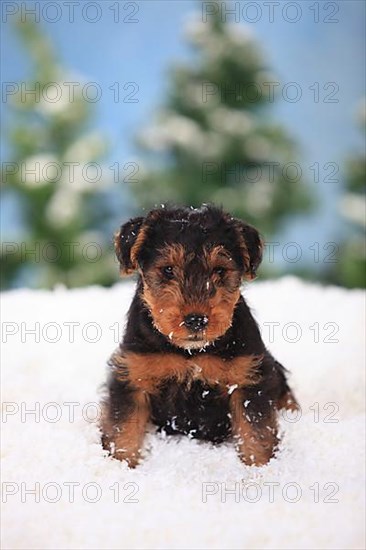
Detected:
[213,267,227,276]
[162,266,174,279]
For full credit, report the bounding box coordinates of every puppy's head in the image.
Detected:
[115,205,263,349]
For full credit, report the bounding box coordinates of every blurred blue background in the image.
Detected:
[1,0,365,288]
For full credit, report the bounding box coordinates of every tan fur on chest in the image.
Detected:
[112,351,263,394]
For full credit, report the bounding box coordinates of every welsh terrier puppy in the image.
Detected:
[101,205,298,467]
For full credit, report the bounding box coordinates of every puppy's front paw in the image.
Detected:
[102,434,142,468]
[234,432,277,467]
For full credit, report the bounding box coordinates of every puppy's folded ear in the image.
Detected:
[114,216,147,275]
[234,221,264,280]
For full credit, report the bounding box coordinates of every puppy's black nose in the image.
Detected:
[184,314,208,332]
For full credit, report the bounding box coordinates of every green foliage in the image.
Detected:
[1,19,117,289]
[332,101,366,288]
[134,10,313,235]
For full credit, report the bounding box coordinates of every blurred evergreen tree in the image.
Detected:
[135,7,313,235]
[334,100,366,288]
[1,19,117,289]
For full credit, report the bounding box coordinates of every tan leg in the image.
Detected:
[102,390,150,468]
[230,390,278,466]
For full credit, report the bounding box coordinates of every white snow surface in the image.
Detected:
[1,277,365,549]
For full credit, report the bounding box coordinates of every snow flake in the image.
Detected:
[227,384,238,395]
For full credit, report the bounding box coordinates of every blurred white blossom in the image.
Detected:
[22,154,59,188]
